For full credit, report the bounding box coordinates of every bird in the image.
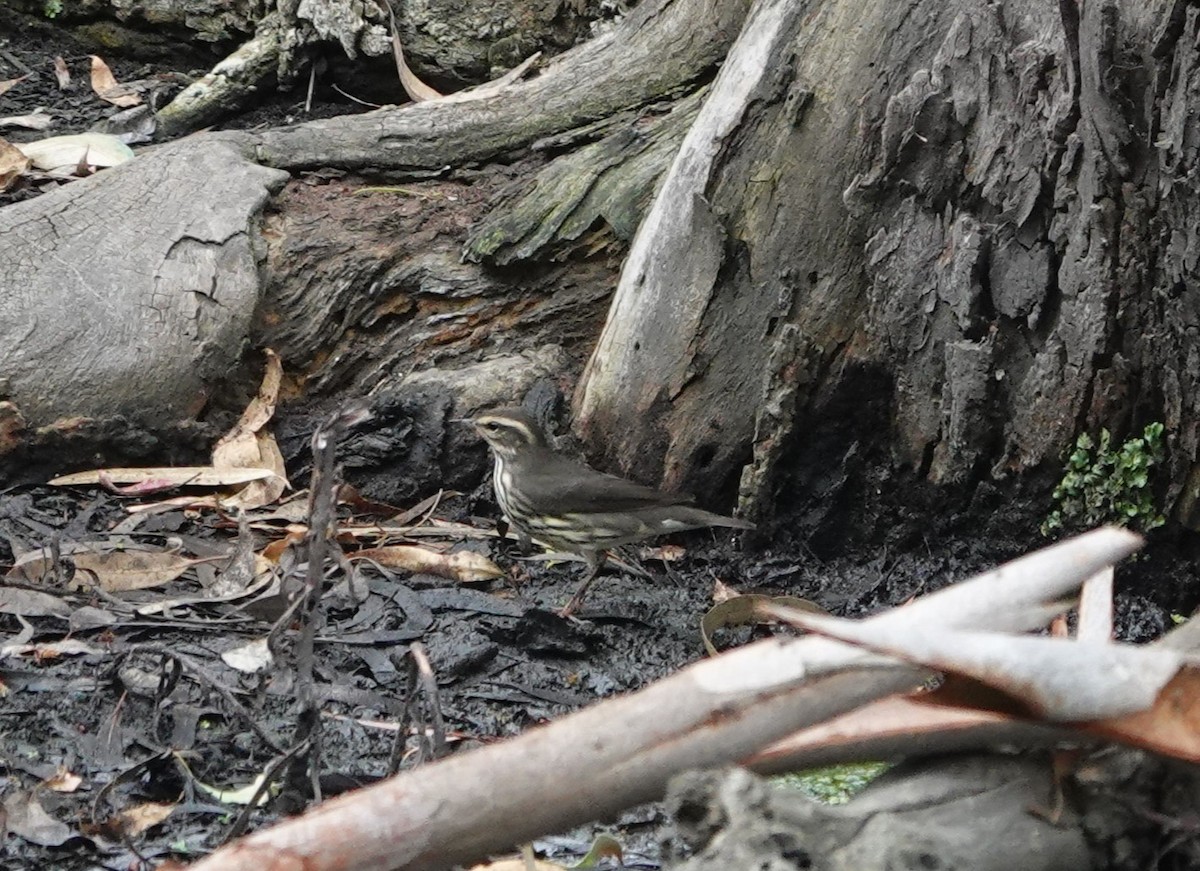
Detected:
[469,406,753,616]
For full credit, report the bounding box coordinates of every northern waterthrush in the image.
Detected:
[470,407,753,615]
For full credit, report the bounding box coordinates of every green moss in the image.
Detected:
[774,761,890,804]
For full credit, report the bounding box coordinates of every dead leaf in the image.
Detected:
[14,548,198,592]
[44,769,83,793]
[639,543,686,563]
[221,637,273,674]
[3,791,74,847]
[701,593,827,656]
[0,587,72,619]
[213,349,283,458]
[89,55,141,107]
[2,639,104,659]
[52,56,70,88]
[0,137,31,192]
[116,801,175,837]
[353,545,504,582]
[15,131,134,171]
[0,111,55,131]
[50,466,276,488]
[381,0,443,101]
[711,578,739,603]
[0,75,29,97]
[212,349,288,510]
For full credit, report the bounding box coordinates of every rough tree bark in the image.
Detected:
[575,0,1200,537]
[3,0,1199,525]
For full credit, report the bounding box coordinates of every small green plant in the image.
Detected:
[1042,422,1166,536]
[42,0,63,18]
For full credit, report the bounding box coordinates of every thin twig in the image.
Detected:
[125,644,285,752]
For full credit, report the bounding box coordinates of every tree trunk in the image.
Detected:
[573,0,1200,536]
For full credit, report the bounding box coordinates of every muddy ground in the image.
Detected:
[2,10,1198,871]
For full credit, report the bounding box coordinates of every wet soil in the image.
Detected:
[2,10,1198,871]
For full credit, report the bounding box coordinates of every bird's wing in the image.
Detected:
[520,450,695,513]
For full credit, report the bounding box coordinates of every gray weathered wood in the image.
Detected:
[0,140,287,428]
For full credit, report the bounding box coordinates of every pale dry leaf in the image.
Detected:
[0,75,29,97]
[213,349,283,463]
[16,549,199,593]
[353,545,504,582]
[43,769,83,793]
[117,801,175,837]
[50,466,275,488]
[212,350,288,509]
[0,137,31,192]
[639,543,685,562]
[89,55,141,107]
[2,639,104,658]
[16,131,134,172]
[3,791,74,847]
[127,495,222,513]
[52,56,70,89]
[191,772,271,806]
[0,112,55,131]
[701,594,827,656]
[0,587,72,619]
[219,436,288,511]
[711,577,739,603]
[221,637,273,674]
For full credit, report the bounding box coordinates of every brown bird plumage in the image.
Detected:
[470,407,752,615]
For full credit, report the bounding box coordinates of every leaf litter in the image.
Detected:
[4,354,1197,868]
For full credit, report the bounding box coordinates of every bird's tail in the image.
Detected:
[674,506,755,531]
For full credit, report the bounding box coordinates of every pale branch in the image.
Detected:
[184,528,1142,871]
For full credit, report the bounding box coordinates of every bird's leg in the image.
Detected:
[515,528,533,555]
[498,518,533,554]
[559,550,605,618]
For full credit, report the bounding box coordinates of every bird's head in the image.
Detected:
[469,407,548,458]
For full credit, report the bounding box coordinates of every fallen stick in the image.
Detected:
[181,528,1139,871]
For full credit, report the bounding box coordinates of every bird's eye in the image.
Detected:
[480,422,497,431]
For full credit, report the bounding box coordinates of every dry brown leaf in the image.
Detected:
[117,801,175,837]
[14,549,198,592]
[701,594,827,656]
[52,56,70,89]
[0,137,31,193]
[382,0,442,101]
[353,545,504,582]
[639,543,686,562]
[89,55,141,107]
[1081,667,1200,762]
[711,577,739,603]
[212,350,288,510]
[261,526,307,562]
[213,349,283,460]
[3,791,74,847]
[50,466,275,488]
[43,769,82,793]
